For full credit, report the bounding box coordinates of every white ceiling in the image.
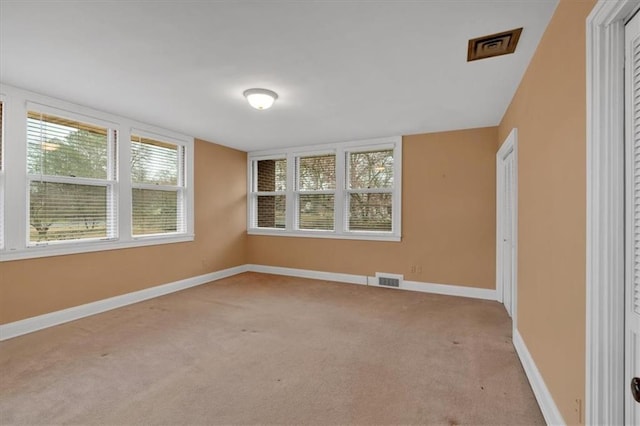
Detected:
[0,1,558,152]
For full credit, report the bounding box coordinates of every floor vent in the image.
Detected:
[375,273,403,288]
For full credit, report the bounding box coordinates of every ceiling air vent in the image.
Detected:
[467,27,523,62]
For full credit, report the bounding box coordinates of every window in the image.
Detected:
[347,149,393,232]
[251,158,286,229]
[27,111,117,244]
[296,154,335,230]
[0,84,194,261]
[248,137,401,241]
[131,134,185,236]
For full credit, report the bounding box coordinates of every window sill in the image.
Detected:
[247,229,401,242]
[0,234,195,262]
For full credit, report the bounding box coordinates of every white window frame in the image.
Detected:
[247,136,402,242]
[130,129,188,238]
[25,103,119,247]
[249,154,287,230]
[344,144,396,235]
[294,150,337,232]
[0,83,194,262]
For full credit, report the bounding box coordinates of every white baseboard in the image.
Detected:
[513,329,565,426]
[246,264,496,301]
[0,265,249,341]
[1,264,497,341]
[399,279,496,301]
[246,264,368,285]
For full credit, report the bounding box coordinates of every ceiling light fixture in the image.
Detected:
[243,88,278,110]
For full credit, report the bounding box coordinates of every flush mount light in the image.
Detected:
[243,88,278,110]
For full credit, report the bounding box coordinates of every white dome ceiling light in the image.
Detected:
[243,88,278,110]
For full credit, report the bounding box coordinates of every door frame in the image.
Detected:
[496,128,518,327]
[586,1,640,425]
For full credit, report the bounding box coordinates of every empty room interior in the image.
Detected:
[3,0,639,425]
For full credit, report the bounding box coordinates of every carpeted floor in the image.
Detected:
[0,272,544,425]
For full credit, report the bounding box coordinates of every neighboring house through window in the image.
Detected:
[248,137,402,241]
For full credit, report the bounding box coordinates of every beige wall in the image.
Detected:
[498,0,596,423]
[0,139,247,324]
[248,127,498,289]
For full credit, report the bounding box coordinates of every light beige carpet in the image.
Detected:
[0,272,544,425]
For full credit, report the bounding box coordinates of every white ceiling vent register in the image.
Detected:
[373,272,404,288]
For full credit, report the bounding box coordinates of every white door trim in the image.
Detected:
[496,128,518,329]
[586,1,639,425]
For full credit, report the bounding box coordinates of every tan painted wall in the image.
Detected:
[498,0,596,423]
[0,139,247,324]
[248,127,498,289]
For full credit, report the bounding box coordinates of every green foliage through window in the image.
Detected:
[131,135,183,236]
[27,111,113,243]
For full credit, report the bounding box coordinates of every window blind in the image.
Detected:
[131,134,184,236]
[297,154,335,230]
[347,150,393,232]
[26,111,116,244]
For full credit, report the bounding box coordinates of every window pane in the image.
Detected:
[298,155,335,190]
[298,194,334,230]
[256,195,285,228]
[131,136,179,185]
[132,189,179,235]
[27,111,108,179]
[349,150,393,189]
[256,159,286,192]
[29,181,107,243]
[348,193,392,231]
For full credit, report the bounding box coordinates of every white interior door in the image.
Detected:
[625,12,640,425]
[497,131,517,319]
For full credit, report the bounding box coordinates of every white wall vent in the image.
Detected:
[374,272,404,288]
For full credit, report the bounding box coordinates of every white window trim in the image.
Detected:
[130,128,189,237]
[26,105,120,245]
[247,137,402,242]
[0,84,194,262]
[295,150,337,232]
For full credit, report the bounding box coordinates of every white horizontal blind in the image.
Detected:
[296,154,335,230]
[631,33,640,316]
[346,149,394,232]
[26,111,116,244]
[251,158,286,229]
[131,135,184,236]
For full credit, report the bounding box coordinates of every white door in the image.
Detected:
[625,12,640,425]
[497,130,517,319]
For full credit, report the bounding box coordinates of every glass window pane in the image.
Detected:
[348,193,392,231]
[27,111,109,179]
[131,136,179,185]
[298,194,334,230]
[256,159,286,192]
[132,189,178,235]
[29,181,107,243]
[256,195,285,228]
[349,150,393,189]
[298,155,335,190]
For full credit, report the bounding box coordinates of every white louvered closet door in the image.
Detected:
[625,12,640,425]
